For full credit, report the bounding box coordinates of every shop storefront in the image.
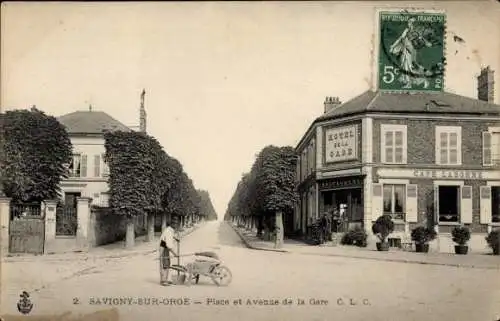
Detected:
[318,176,364,232]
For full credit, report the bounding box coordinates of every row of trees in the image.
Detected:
[225,145,297,248]
[1,109,218,248]
[104,131,218,247]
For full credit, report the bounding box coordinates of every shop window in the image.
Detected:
[492,187,500,223]
[436,126,461,165]
[438,185,460,222]
[383,184,405,220]
[381,124,407,164]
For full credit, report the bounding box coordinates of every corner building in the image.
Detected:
[295,71,500,251]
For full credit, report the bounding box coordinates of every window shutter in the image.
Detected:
[460,186,473,224]
[406,184,418,222]
[434,185,439,224]
[372,183,383,222]
[402,129,407,164]
[94,155,101,177]
[483,132,492,166]
[81,154,87,177]
[435,130,441,165]
[480,186,492,224]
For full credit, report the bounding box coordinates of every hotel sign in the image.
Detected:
[324,125,358,163]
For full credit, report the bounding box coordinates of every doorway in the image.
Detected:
[64,192,81,209]
[438,186,460,223]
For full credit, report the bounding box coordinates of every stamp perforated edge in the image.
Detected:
[371,7,448,94]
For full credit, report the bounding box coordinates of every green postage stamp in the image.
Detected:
[378,11,446,92]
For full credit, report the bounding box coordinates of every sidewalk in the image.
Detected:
[2,223,204,263]
[229,223,500,270]
[1,223,205,297]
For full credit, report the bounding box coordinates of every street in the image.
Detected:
[2,221,500,321]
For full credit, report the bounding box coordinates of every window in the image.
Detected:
[68,154,87,177]
[382,184,406,220]
[436,126,461,165]
[381,125,407,164]
[101,154,109,177]
[94,155,101,177]
[492,187,500,223]
[438,185,460,222]
[309,140,315,174]
[483,129,500,166]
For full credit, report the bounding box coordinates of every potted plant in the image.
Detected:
[451,225,471,255]
[411,226,437,253]
[371,215,395,251]
[485,229,500,255]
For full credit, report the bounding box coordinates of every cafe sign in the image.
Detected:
[324,124,358,163]
[413,169,483,179]
[376,168,500,180]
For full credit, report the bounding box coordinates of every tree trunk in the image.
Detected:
[257,216,264,237]
[161,212,167,230]
[275,211,284,248]
[146,213,155,242]
[126,218,135,248]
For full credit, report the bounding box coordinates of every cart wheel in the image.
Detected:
[211,265,232,286]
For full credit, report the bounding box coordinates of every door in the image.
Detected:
[9,203,45,254]
[64,192,81,209]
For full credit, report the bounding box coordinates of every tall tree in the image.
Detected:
[226,145,297,247]
[104,131,174,247]
[1,109,72,203]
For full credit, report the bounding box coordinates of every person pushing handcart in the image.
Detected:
[159,219,179,286]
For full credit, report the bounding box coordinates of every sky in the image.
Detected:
[2,1,499,218]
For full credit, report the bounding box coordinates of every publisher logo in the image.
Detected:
[17,291,33,315]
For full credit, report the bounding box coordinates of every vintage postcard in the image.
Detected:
[1,1,499,321]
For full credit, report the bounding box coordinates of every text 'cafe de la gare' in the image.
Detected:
[294,67,500,249]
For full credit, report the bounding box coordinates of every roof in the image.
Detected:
[317,90,500,122]
[297,90,500,150]
[57,111,132,134]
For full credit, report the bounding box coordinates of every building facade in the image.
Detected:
[295,68,500,251]
[57,95,147,208]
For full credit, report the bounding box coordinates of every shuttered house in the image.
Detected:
[57,107,134,209]
[294,67,500,252]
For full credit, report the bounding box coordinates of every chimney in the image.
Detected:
[477,66,495,103]
[324,96,342,114]
[139,89,147,133]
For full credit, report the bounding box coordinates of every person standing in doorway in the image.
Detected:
[159,221,178,286]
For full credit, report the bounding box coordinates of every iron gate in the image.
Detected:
[56,206,78,236]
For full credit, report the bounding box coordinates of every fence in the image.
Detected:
[10,202,42,220]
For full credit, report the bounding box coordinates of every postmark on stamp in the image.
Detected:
[378,11,446,92]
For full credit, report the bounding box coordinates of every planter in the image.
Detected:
[376,242,389,251]
[492,244,500,255]
[454,245,468,255]
[415,243,429,253]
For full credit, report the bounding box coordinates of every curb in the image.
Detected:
[294,251,500,270]
[228,223,288,253]
[228,223,499,270]
[2,223,205,263]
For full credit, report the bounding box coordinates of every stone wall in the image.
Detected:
[88,207,126,246]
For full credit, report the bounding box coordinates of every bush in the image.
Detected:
[341,226,368,247]
[451,226,471,246]
[371,215,395,242]
[485,229,500,248]
[411,226,437,244]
